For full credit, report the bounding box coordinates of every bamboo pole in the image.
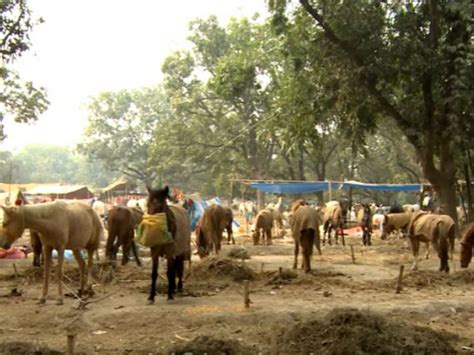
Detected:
[243,280,250,308]
[396,265,405,294]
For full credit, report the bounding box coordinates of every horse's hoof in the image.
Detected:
[167,298,174,303]
[37,298,46,305]
[147,299,155,305]
[55,298,64,305]
[411,266,418,271]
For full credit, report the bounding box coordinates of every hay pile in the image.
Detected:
[0,341,61,355]
[190,257,256,282]
[168,335,252,355]
[227,246,250,260]
[280,308,457,354]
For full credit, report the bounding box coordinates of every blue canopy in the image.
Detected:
[250,180,423,194]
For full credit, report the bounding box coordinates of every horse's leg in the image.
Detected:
[121,232,131,266]
[166,257,176,301]
[86,248,95,294]
[72,250,86,296]
[31,232,42,267]
[105,229,116,260]
[131,240,142,267]
[293,239,299,269]
[410,238,420,271]
[314,230,322,256]
[301,229,315,273]
[39,245,52,304]
[148,248,159,305]
[55,247,65,305]
[266,227,272,245]
[424,242,431,259]
[176,255,184,292]
[339,222,345,246]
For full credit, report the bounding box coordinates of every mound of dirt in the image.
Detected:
[168,335,253,355]
[280,308,457,354]
[265,269,348,287]
[190,257,256,282]
[0,341,61,355]
[227,246,251,260]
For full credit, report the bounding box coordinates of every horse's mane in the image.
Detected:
[290,199,307,213]
[461,222,474,246]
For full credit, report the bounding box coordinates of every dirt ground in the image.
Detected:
[0,225,473,354]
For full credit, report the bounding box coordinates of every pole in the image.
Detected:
[396,265,404,294]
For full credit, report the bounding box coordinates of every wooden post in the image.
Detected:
[67,334,76,355]
[350,245,356,264]
[260,262,265,273]
[271,330,278,355]
[396,265,405,294]
[279,267,283,276]
[12,263,18,280]
[243,280,250,308]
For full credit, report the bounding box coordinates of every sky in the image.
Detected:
[1,0,267,152]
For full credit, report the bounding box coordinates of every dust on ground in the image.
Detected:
[0,227,473,354]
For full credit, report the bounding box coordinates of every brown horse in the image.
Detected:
[289,201,320,272]
[223,206,235,245]
[381,212,431,259]
[460,222,474,268]
[146,186,191,303]
[106,206,143,266]
[1,202,102,304]
[195,204,230,258]
[407,211,455,272]
[354,203,372,246]
[252,209,274,245]
[322,201,346,246]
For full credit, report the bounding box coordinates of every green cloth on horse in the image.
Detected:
[136,213,173,247]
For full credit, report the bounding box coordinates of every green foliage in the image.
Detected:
[0,0,49,140]
[78,86,167,184]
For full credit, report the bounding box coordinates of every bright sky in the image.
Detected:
[1,0,267,152]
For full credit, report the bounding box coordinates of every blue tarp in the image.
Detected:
[250,180,423,194]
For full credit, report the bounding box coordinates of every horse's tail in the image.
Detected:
[437,220,451,272]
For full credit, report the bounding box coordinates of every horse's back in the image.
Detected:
[409,212,454,240]
[64,202,103,250]
[169,205,191,257]
[291,205,319,240]
[255,209,273,229]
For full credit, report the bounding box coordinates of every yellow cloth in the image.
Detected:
[136,213,173,247]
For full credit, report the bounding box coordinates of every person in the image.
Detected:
[422,192,432,211]
[14,191,25,206]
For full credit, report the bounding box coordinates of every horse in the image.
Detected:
[289,200,321,272]
[0,201,102,304]
[146,186,191,303]
[322,200,346,246]
[106,206,143,266]
[406,211,455,272]
[252,209,274,245]
[195,204,229,258]
[460,223,474,268]
[354,203,372,246]
[223,206,235,245]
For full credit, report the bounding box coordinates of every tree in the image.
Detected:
[269,0,473,221]
[78,87,167,184]
[0,0,49,140]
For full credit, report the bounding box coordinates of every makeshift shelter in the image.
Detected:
[25,185,94,200]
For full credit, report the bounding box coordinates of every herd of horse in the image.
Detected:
[1,187,474,306]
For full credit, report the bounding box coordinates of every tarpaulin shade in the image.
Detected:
[249,180,423,194]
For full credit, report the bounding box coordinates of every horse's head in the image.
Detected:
[1,206,25,246]
[380,214,393,240]
[146,185,171,214]
[460,224,474,268]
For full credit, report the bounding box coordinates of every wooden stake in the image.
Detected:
[279,267,283,276]
[350,245,356,264]
[12,263,18,280]
[396,265,405,294]
[271,330,278,355]
[67,334,76,355]
[260,262,265,273]
[243,280,250,308]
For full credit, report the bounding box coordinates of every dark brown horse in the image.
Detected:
[106,206,143,266]
[354,203,372,246]
[460,222,474,268]
[195,204,230,258]
[223,206,235,245]
[289,200,320,272]
[146,186,191,303]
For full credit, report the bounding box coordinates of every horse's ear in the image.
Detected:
[146,185,152,194]
[164,185,170,197]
